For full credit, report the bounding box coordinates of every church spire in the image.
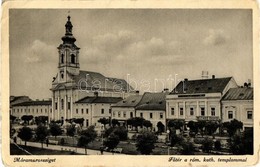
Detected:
[62,15,76,44]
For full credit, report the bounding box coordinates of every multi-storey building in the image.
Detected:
[166,76,238,124]
[11,100,52,122]
[73,93,122,128]
[221,87,253,129]
[111,95,143,126]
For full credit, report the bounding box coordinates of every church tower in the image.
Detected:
[57,15,80,82]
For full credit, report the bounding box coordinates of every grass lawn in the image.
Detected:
[10,144,83,155]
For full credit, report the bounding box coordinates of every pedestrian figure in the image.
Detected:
[100,146,104,155]
[13,136,17,144]
[46,138,49,147]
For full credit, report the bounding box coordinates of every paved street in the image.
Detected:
[12,138,124,155]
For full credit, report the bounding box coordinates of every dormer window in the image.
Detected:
[71,54,75,64]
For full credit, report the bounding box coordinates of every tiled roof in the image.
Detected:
[112,95,143,107]
[222,87,253,100]
[75,96,123,104]
[135,92,168,111]
[12,100,51,107]
[170,77,233,94]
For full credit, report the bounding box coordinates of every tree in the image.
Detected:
[35,124,49,149]
[178,140,195,155]
[49,123,63,139]
[168,119,184,130]
[187,121,199,137]
[228,128,253,155]
[21,115,33,125]
[111,119,120,127]
[77,126,97,154]
[74,118,84,127]
[66,125,76,146]
[170,134,184,147]
[104,126,128,141]
[197,120,206,137]
[35,116,48,125]
[202,137,213,153]
[223,119,243,137]
[10,115,16,123]
[17,126,33,146]
[205,121,219,136]
[127,117,145,132]
[143,120,152,130]
[136,131,158,155]
[104,133,120,151]
[98,117,110,129]
[214,140,221,151]
[157,121,165,134]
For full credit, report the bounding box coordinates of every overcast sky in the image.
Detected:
[10,9,253,99]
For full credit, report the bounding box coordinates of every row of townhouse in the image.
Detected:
[111,76,253,131]
[10,76,253,131]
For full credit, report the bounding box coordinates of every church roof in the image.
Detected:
[75,96,123,104]
[135,92,168,111]
[71,70,134,92]
[112,95,143,107]
[170,77,233,95]
[222,87,253,100]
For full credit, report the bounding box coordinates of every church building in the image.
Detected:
[50,16,136,122]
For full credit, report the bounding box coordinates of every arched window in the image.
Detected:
[61,54,64,64]
[71,54,75,64]
[60,72,64,79]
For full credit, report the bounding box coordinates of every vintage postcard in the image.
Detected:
[1,0,259,166]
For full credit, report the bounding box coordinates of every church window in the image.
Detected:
[71,54,76,64]
[61,54,64,63]
[61,99,64,110]
[68,102,71,110]
[61,72,64,79]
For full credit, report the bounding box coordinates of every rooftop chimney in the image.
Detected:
[202,71,209,79]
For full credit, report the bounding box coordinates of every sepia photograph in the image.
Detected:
[1,1,259,166]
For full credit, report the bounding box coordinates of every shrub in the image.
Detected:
[60,138,65,145]
[202,137,213,153]
[194,138,205,144]
[214,140,221,150]
[178,140,195,155]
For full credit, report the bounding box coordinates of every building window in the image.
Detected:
[86,109,88,114]
[41,109,43,113]
[130,112,133,118]
[211,107,215,116]
[123,111,126,118]
[86,119,89,127]
[140,113,143,118]
[228,111,233,119]
[171,108,174,115]
[76,109,78,114]
[150,113,153,119]
[37,109,38,113]
[101,109,104,114]
[82,109,84,114]
[118,111,121,117]
[113,111,116,117]
[190,108,194,116]
[180,108,183,116]
[61,99,64,110]
[247,111,253,119]
[45,109,47,113]
[32,109,34,113]
[68,102,71,110]
[55,103,58,110]
[201,107,205,116]
[17,109,19,112]
[50,109,52,113]
[109,109,112,114]
[61,54,64,63]
[71,54,76,64]
[160,113,163,119]
[61,72,64,79]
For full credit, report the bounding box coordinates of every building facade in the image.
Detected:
[11,100,52,122]
[166,76,238,124]
[221,87,253,129]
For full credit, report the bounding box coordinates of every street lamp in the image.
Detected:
[166,130,170,155]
